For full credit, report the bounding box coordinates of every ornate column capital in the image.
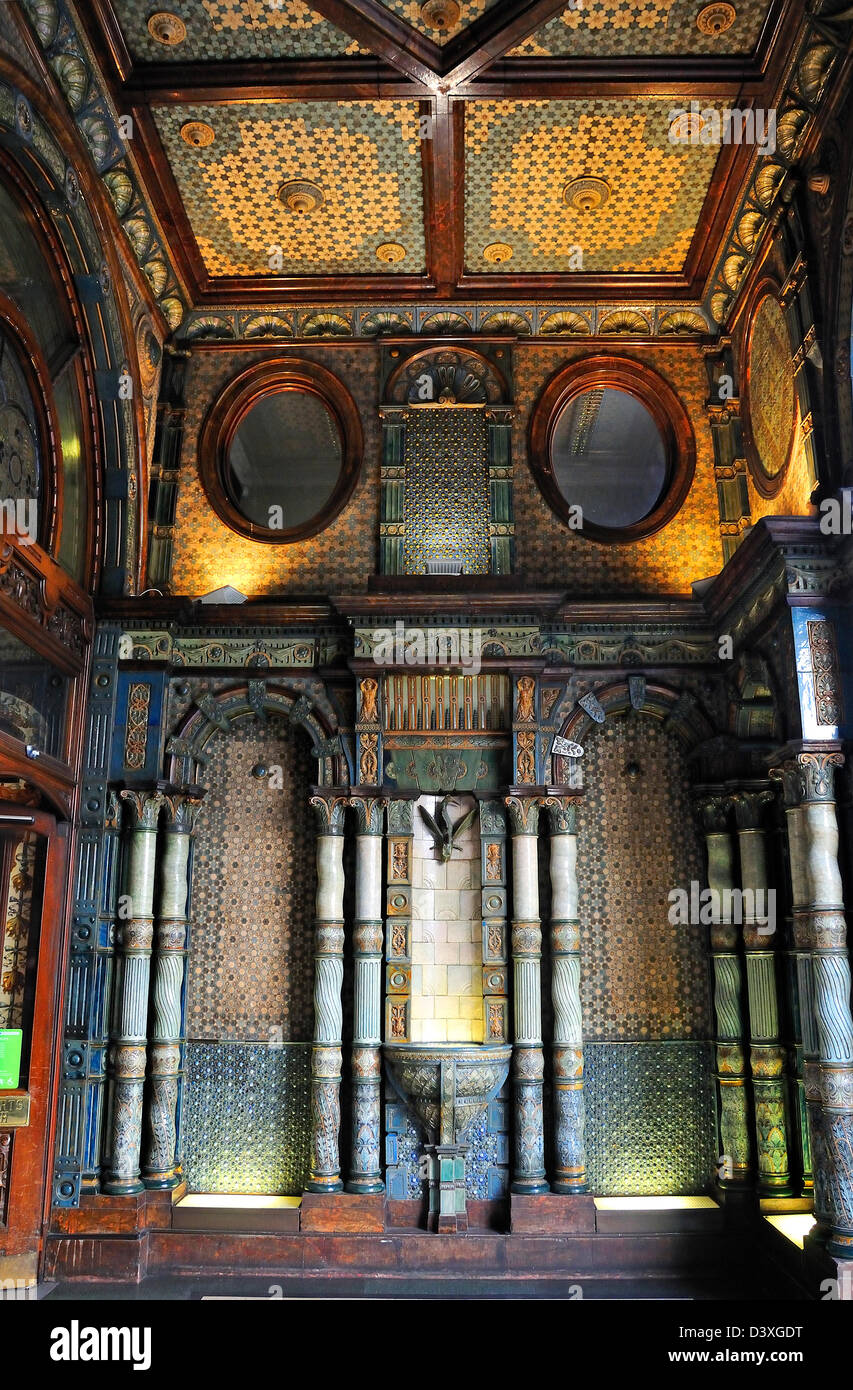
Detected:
[731,787,774,831]
[541,795,579,834]
[348,795,386,836]
[161,791,204,833]
[309,792,348,834]
[693,792,733,834]
[768,760,807,807]
[505,795,540,836]
[797,751,845,803]
[119,788,164,830]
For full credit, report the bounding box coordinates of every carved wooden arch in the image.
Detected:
[165,680,352,788]
[558,680,715,765]
[0,61,149,591]
[384,344,509,405]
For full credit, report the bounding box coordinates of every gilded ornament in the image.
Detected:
[147,11,187,45]
[696,3,736,36]
[180,121,215,148]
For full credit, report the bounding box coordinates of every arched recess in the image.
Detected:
[553,678,718,1195]
[165,680,353,788]
[0,58,150,593]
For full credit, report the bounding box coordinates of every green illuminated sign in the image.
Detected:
[0,1030,22,1089]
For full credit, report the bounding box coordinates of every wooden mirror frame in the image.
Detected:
[198,356,364,544]
[527,355,696,544]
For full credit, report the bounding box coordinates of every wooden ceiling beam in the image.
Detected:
[304,0,441,86]
[122,60,428,104]
[439,0,577,86]
[422,95,464,297]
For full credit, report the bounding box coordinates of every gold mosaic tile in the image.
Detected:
[154,102,426,277]
[508,0,772,57]
[465,100,720,274]
[112,0,367,61]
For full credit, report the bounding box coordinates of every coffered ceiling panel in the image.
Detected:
[152,101,426,277]
[465,100,721,274]
[113,0,366,62]
[507,0,773,58]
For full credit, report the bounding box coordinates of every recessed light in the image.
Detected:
[147,11,187,46]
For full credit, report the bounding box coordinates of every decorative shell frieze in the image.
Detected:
[735,209,764,253]
[186,315,234,341]
[753,162,785,209]
[722,253,747,292]
[160,297,184,330]
[795,44,834,104]
[479,310,531,336]
[123,217,152,262]
[419,310,473,335]
[599,308,650,335]
[360,310,413,337]
[30,0,59,47]
[51,53,89,111]
[242,313,293,338]
[658,310,708,335]
[538,310,590,336]
[300,311,351,337]
[79,116,111,168]
[143,259,169,297]
[104,167,133,217]
[775,105,810,161]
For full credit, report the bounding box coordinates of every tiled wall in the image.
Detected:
[410,795,484,1043]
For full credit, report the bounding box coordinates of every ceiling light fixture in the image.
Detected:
[669,110,705,141]
[420,0,461,32]
[562,176,611,213]
[278,180,325,214]
[180,120,215,148]
[483,242,513,264]
[696,3,736,36]
[146,11,187,45]
[376,242,406,264]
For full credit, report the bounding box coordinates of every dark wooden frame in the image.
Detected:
[740,277,797,500]
[198,356,364,544]
[0,293,63,558]
[527,354,696,544]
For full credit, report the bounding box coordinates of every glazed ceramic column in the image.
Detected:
[542,795,586,1192]
[770,761,815,1191]
[104,789,164,1194]
[732,788,792,1193]
[142,791,203,1189]
[306,793,348,1194]
[773,751,853,1255]
[695,793,752,1189]
[505,796,548,1194]
[347,796,385,1194]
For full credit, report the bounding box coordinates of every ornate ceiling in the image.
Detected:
[18,0,844,333]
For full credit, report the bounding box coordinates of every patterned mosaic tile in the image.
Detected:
[465,100,720,274]
[110,0,366,61]
[171,345,381,597]
[153,102,426,278]
[182,1042,311,1193]
[512,343,724,594]
[385,1081,510,1199]
[508,0,772,57]
[0,835,37,1033]
[584,1042,716,1194]
[376,0,499,46]
[186,713,316,1042]
[576,713,713,1040]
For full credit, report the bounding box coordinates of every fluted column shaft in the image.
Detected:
[772,752,853,1257]
[142,792,202,1189]
[347,796,385,1194]
[733,789,792,1193]
[697,794,752,1188]
[104,789,163,1194]
[506,796,548,1194]
[542,796,586,1192]
[306,794,347,1193]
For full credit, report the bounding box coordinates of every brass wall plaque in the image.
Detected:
[0,1092,30,1127]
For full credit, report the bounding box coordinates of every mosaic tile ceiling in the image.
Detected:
[153,102,426,277]
[112,0,366,61]
[508,0,773,57]
[465,100,720,274]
